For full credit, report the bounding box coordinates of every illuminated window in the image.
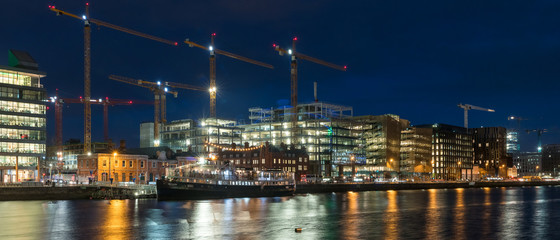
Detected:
[129,161,133,168]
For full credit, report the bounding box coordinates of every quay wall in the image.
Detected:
[295,181,560,194]
[0,185,156,201]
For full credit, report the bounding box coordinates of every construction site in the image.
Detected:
[37,2,533,183]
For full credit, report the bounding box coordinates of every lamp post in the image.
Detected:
[458,161,462,180]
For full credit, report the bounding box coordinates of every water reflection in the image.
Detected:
[101,200,131,240]
[384,190,398,239]
[453,188,465,240]
[2,187,560,239]
[425,189,442,239]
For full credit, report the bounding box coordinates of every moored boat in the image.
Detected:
[157,163,295,200]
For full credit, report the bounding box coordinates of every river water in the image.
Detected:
[1,186,560,239]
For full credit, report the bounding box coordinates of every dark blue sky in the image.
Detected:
[2,0,560,150]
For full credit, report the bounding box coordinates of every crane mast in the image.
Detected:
[48,3,178,153]
[184,34,273,118]
[274,38,347,146]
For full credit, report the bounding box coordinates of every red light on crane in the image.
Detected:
[129,101,133,104]
[86,2,89,6]
[174,42,178,46]
[344,66,347,69]
[272,44,276,47]
[293,37,298,41]
[212,33,216,36]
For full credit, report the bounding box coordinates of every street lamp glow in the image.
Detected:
[288,49,292,55]
[157,81,161,86]
[113,152,117,157]
[209,46,213,51]
[82,15,86,20]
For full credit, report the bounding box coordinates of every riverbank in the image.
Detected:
[0,185,157,201]
[295,181,560,194]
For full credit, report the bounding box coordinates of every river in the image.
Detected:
[1,186,560,239]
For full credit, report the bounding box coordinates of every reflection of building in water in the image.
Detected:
[0,50,47,183]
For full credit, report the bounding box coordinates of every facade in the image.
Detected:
[139,122,154,148]
[541,144,560,177]
[471,127,507,177]
[400,127,432,179]
[506,130,520,154]
[416,123,474,180]
[217,142,310,181]
[513,152,541,177]
[161,118,243,154]
[242,102,362,176]
[351,114,409,176]
[77,153,172,184]
[0,50,47,183]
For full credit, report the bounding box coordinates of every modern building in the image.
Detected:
[400,127,432,179]
[351,114,409,177]
[242,102,363,177]
[541,144,560,177]
[471,127,507,177]
[513,152,541,177]
[506,130,520,154]
[139,122,154,148]
[416,123,474,180]
[0,50,47,183]
[160,118,243,154]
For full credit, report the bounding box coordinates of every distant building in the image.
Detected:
[416,123,473,180]
[471,127,507,177]
[541,144,560,177]
[506,130,520,154]
[46,141,110,176]
[0,50,47,183]
[400,127,432,179]
[513,152,541,177]
[139,122,154,148]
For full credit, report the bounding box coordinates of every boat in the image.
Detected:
[157,162,296,200]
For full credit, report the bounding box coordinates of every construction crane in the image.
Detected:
[48,3,178,154]
[508,115,527,130]
[274,37,347,145]
[457,103,495,129]
[108,74,206,146]
[526,129,548,153]
[51,94,153,154]
[184,33,274,118]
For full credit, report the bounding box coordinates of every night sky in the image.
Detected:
[2,0,560,150]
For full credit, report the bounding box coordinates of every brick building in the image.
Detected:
[218,142,310,180]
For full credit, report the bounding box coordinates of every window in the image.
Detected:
[129,173,133,182]
[262,159,265,164]
[152,162,156,168]
[304,166,307,170]
[86,160,89,167]
[299,157,302,162]
[141,161,144,168]
[298,165,302,171]
[274,159,276,164]
[122,173,125,182]
[103,160,106,167]
[122,161,125,167]
[115,160,118,167]
[129,161,133,168]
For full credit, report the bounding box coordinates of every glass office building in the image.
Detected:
[0,50,47,182]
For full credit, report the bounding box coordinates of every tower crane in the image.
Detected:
[108,74,206,146]
[457,103,495,129]
[184,34,274,118]
[48,4,178,154]
[526,129,548,153]
[51,93,153,156]
[273,37,347,145]
[508,115,527,130]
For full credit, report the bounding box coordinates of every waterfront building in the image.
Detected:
[241,102,362,177]
[217,142,310,181]
[0,50,47,182]
[471,127,508,177]
[541,144,560,177]
[350,114,409,177]
[416,123,474,180]
[513,152,541,177]
[400,127,432,180]
[77,150,176,184]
